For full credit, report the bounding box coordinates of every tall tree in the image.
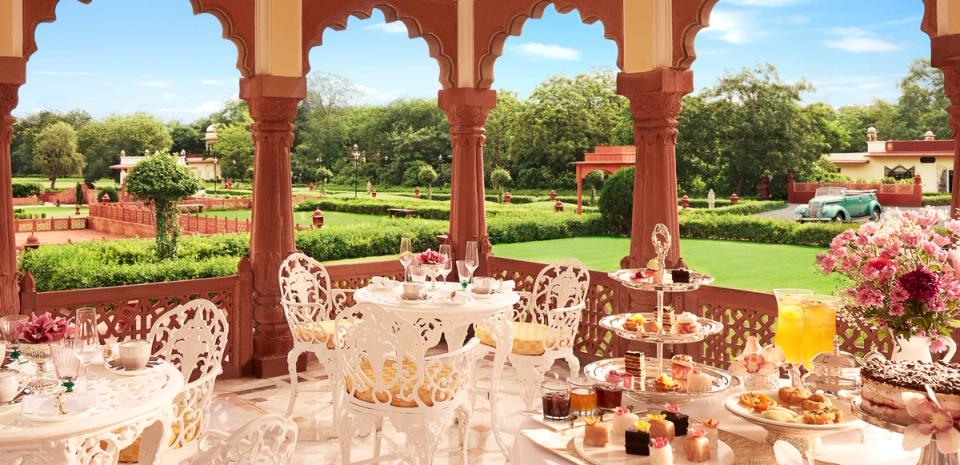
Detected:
[212,125,254,181]
[167,121,204,154]
[11,109,91,175]
[32,122,85,189]
[894,59,950,140]
[78,113,172,183]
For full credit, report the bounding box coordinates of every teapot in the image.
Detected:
[801,337,884,394]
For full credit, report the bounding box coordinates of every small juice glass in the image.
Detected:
[569,377,598,417]
[541,379,571,421]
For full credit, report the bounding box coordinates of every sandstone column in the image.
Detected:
[941,64,960,218]
[617,69,693,268]
[240,75,305,377]
[438,88,497,271]
[0,82,20,315]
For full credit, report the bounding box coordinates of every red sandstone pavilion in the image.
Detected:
[0,0,959,384]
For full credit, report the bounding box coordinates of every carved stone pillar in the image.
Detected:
[240,76,305,378]
[617,69,693,268]
[941,64,960,218]
[0,82,21,315]
[438,88,497,272]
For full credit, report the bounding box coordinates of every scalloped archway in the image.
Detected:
[302,1,458,88]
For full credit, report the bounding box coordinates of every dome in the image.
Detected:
[206,123,219,133]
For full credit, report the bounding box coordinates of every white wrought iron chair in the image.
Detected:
[278,253,352,426]
[189,414,298,465]
[335,302,477,465]
[475,258,590,409]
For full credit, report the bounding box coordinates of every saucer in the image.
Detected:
[105,356,162,376]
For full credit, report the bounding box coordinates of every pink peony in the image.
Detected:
[417,249,445,265]
[899,267,941,303]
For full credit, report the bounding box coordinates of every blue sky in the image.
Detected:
[16,0,929,121]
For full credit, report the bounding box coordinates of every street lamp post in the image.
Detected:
[352,144,366,199]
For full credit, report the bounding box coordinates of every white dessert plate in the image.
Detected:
[723,390,863,432]
[21,392,96,422]
[574,435,733,465]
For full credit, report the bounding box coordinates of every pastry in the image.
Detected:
[624,420,651,456]
[802,406,842,425]
[606,370,635,390]
[611,407,640,438]
[777,386,812,406]
[671,354,694,381]
[643,319,662,333]
[675,312,701,334]
[700,419,720,451]
[683,429,711,463]
[583,417,610,447]
[686,370,715,394]
[624,351,646,378]
[647,414,676,442]
[759,406,800,422]
[649,436,674,465]
[801,392,833,411]
[623,314,646,332]
[739,391,777,412]
[662,403,689,436]
[662,311,676,333]
[654,373,681,392]
[671,268,691,284]
[860,359,960,425]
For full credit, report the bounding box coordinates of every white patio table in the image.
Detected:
[354,281,520,457]
[0,361,184,465]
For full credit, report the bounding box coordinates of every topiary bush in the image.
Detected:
[98,186,119,202]
[598,167,634,234]
[125,152,202,260]
[11,183,43,198]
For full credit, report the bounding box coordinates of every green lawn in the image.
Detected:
[492,237,842,293]
[13,205,89,218]
[12,177,115,189]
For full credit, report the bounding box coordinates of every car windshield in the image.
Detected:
[815,187,846,197]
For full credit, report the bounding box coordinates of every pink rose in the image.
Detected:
[862,256,897,280]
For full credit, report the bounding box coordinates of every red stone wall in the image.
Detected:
[787,175,923,207]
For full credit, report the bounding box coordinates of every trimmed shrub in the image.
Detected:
[678,214,853,247]
[98,186,119,202]
[682,200,787,216]
[598,167,634,234]
[923,194,952,206]
[11,183,43,198]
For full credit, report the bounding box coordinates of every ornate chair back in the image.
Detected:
[189,414,299,465]
[518,258,590,324]
[279,252,341,346]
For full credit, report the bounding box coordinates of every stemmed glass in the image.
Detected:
[774,288,815,388]
[0,315,27,361]
[464,241,479,282]
[73,308,99,383]
[438,244,453,288]
[457,260,473,289]
[399,237,414,282]
[51,341,80,393]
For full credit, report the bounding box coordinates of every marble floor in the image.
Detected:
[209,357,571,465]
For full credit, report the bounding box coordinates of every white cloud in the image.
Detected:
[199,79,227,86]
[824,27,901,53]
[784,15,809,25]
[352,84,380,97]
[34,71,100,76]
[807,75,900,105]
[725,0,802,6]
[706,10,753,44]
[139,79,174,88]
[508,42,581,61]
[364,21,407,34]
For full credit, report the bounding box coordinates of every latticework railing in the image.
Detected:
[14,217,86,233]
[88,203,252,235]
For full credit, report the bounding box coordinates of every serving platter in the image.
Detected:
[584,357,737,405]
[608,269,714,293]
[599,313,723,344]
[573,435,734,465]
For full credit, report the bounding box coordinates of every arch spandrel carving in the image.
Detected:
[302,1,458,88]
[672,0,719,69]
[921,0,938,39]
[19,0,254,76]
[474,0,624,89]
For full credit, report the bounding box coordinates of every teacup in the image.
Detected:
[119,340,151,371]
[402,282,424,300]
[472,277,496,294]
[0,369,19,403]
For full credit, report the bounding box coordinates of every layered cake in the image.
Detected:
[625,351,646,377]
[860,359,960,425]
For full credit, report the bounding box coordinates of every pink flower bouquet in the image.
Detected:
[16,312,75,344]
[817,207,960,344]
[418,249,445,265]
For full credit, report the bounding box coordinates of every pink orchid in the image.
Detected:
[650,436,670,449]
[729,335,783,375]
[901,392,960,454]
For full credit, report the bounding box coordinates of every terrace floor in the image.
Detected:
[212,357,570,465]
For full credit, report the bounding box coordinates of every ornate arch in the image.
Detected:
[302,1,458,88]
[19,0,253,76]
[474,0,624,89]
[921,0,938,40]
[671,0,719,69]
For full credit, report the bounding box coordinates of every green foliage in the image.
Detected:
[598,168,634,234]
[75,183,84,205]
[167,121,205,154]
[682,200,787,216]
[98,186,119,203]
[211,125,254,181]
[922,194,952,206]
[33,122,85,189]
[77,113,172,182]
[13,209,46,220]
[678,214,853,247]
[125,152,202,260]
[11,110,92,175]
[11,183,43,198]
[417,165,438,199]
[490,167,512,202]
[583,170,606,206]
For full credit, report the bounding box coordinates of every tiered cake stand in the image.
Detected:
[852,398,959,465]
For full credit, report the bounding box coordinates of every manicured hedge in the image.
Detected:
[12,183,43,198]
[922,194,952,206]
[682,200,787,216]
[678,214,853,247]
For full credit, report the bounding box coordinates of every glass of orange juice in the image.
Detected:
[774,288,814,388]
[800,294,839,365]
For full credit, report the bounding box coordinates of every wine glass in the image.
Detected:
[0,315,27,361]
[73,308,99,383]
[438,244,453,287]
[464,241,479,282]
[51,341,80,393]
[399,237,414,282]
[774,288,814,388]
[457,260,473,289]
[409,264,428,284]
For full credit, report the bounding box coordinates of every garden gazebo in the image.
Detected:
[0,0,959,382]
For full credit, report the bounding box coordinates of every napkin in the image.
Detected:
[370,276,398,289]
[22,391,96,418]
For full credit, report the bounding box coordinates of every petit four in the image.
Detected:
[700,419,720,451]
[583,417,610,447]
[671,354,694,381]
[654,373,681,392]
[675,312,701,334]
[623,314,646,332]
[606,370,635,390]
[624,351,646,378]
[624,420,651,456]
[682,429,711,463]
[611,407,640,438]
[670,268,691,284]
[662,403,688,436]
[647,413,676,442]
[738,391,777,413]
[686,369,715,394]
[649,436,674,465]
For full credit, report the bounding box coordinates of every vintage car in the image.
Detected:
[795,187,883,222]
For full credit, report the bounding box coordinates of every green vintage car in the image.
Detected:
[795,187,883,222]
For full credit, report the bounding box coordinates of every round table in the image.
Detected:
[0,361,184,465]
[354,282,520,457]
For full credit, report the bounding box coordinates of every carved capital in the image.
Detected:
[0,83,20,136]
[618,69,693,146]
[438,88,497,132]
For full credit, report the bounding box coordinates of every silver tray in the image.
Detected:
[599,313,723,344]
[850,397,906,433]
[584,357,737,405]
[608,268,714,293]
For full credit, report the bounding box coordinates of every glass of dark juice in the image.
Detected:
[541,379,571,421]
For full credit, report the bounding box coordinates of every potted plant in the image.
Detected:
[818,208,960,361]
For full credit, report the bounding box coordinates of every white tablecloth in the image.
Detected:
[510,392,921,465]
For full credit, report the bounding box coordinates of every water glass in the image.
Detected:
[51,342,80,392]
[542,379,571,421]
[74,308,100,379]
[439,244,453,284]
[0,315,27,359]
[399,237,413,281]
[456,260,473,289]
[409,264,428,283]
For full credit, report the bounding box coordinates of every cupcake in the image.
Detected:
[650,436,674,465]
[683,428,711,462]
[671,355,694,381]
[661,403,689,436]
[624,419,651,456]
[647,413,676,442]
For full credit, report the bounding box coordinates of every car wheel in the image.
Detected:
[834,212,846,222]
[870,207,881,222]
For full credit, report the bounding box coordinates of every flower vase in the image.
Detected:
[892,335,956,364]
[19,343,57,393]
